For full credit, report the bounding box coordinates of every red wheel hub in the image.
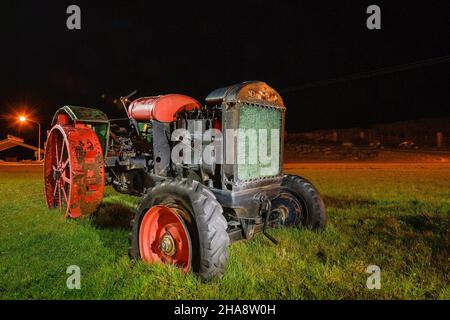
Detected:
[139,205,192,273]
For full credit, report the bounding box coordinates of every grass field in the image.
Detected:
[0,164,448,299]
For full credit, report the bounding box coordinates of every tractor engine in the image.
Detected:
[105,125,152,195]
[105,103,222,195]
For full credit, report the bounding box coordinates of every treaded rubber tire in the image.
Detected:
[129,178,229,281]
[282,175,327,230]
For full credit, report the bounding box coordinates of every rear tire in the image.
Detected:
[276,175,327,230]
[129,179,229,280]
[44,124,104,218]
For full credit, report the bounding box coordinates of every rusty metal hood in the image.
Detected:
[205,81,285,108]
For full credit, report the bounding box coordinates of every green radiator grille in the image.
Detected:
[237,104,282,180]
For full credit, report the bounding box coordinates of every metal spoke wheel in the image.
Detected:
[44,124,105,218]
[139,205,192,273]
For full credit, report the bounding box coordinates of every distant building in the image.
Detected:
[0,135,43,161]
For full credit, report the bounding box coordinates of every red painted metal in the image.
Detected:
[44,124,105,218]
[139,205,191,273]
[213,117,222,131]
[128,94,201,123]
[56,114,70,125]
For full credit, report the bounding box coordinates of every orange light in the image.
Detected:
[19,115,27,122]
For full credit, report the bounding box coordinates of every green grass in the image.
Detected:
[0,167,449,299]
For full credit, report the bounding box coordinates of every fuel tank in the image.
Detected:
[128,94,201,123]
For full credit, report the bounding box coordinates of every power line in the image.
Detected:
[282,54,450,93]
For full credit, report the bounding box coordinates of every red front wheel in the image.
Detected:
[129,180,229,280]
[139,205,192,273]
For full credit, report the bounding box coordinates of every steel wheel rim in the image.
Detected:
[139,205,192,273]
[272,191,303,226]
[44,126,72,217]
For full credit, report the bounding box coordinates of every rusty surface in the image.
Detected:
[205,81,285,108]
[44,124,104,218]
[51,106,109,126]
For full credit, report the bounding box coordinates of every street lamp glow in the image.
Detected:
[16,114,42,162]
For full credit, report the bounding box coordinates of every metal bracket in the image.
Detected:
[258,194,279,245]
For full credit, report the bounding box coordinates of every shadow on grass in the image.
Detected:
[325,195,449,271]
[322,195,376,208]
[91,202,135,230]
[348,212,448,270]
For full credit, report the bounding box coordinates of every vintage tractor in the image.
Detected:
[44,81,327,280]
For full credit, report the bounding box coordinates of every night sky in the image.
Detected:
[1,0,450,148]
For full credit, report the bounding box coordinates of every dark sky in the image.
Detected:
[1,0,450,147]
